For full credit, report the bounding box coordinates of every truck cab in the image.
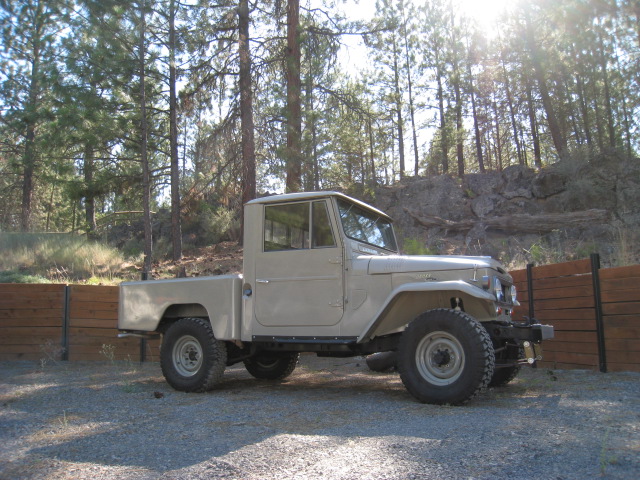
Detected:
[119,191,553,405]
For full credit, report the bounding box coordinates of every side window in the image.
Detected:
[264,202,310,251]
[312,201,336,248]
[263,200,337,252]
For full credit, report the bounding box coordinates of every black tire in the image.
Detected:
[398,309,495,405]
[489,341,522,387]
[243,352,299,380]
[160,317,227,392]
[366,351,398,372]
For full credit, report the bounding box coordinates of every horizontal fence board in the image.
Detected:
[69,306,118,319]
[608,363,640,372]
[534,297,595,310]
[510,273,526,285]
[541,350,599,366]
[605,338,640,352]
[68,318,119,328]
[69,288,118,304]
[530,285,594,300]
[0,317,63,328]
[600,277,640,291]
[0,352,48,361]
[551,331,598,343]
[601,289,640,303]
[541,341,599,355]
[599,265,640,280]
[531,259,591,280]
[0,299,64,310]
[604,315,640,328]
[603,327,640,339]
[0,308,64,319]
[0,284,65,293]
[602,302,640,316]
[533,275,593,292]
[538,361,597,371]
[543,319,597,331]
[607,350,640,364]
[533,309,596,321]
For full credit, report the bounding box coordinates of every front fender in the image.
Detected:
[357,281,496,342]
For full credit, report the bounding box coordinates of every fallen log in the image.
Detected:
[404,208,609,234]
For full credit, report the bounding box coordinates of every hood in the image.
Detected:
[367,255,506,275]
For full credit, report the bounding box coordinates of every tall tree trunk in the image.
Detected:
[285,0,302,192]
[139,0,152,276]
[169,0,182,261]
[238,0,256,219]
[21,0,44,232]
[453,76,464,176]
[467,58,485,173]
[368,117,376,186]
[572,43,593,149]
[448,11,464,177]
[392,35,406,178]
[84,145,97,236]
[435,49,448,174]
[492,98,503,171]
[399,3,419,176]
[499,48,523,166]
[525,79,542,169]
[523,6,567,157]
[598,30,616,149]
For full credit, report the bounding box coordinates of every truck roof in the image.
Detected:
[245,191,392,221]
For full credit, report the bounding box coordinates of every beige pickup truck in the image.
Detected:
[118,191,553,405]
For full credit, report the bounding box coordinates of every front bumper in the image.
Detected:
[485,322,555,343]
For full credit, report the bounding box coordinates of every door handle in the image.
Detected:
[256,279,269,284]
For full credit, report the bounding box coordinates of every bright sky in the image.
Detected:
[336,0,514,77]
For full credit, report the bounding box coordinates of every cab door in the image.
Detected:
[254,200,344,327]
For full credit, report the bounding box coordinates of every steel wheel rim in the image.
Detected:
[173,335,203,377]
[415,331,465,385]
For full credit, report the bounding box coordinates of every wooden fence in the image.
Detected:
[511,254,640,372]
[0,284,160,362]
[1,255,639,371]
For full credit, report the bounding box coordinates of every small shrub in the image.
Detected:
[403,238,438,256]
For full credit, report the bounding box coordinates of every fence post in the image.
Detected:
[62,285,71,361]
[590,253,607,373]
[526,263,535,323]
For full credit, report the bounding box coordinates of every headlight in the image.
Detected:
[493,277,504,302]
[510,285,517,303]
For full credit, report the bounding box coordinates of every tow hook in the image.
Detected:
[523,341,543,364]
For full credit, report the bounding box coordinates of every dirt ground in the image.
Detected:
[1,356,639,480]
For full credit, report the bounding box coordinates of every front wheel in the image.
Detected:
[160,317,227,392]
[398,309,495,405]
[244,352,299,380]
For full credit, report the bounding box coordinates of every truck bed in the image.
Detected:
[118,275,243,339]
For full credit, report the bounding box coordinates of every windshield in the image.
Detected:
[337,199,398,252]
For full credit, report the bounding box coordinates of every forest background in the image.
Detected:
[0,0,638,281]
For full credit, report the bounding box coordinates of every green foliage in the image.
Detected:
[403,238,437,256]
[198,207,238,246]
[0,271,51,284]
[0,233,128,281]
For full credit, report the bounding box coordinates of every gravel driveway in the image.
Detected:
[1,355,638,480]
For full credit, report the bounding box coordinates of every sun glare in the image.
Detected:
[457,0,514,35]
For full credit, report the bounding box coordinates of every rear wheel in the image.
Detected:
[160,318,227,392]
[366,351,398,373]
[398,309,495,405]
[244,352,299,380]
